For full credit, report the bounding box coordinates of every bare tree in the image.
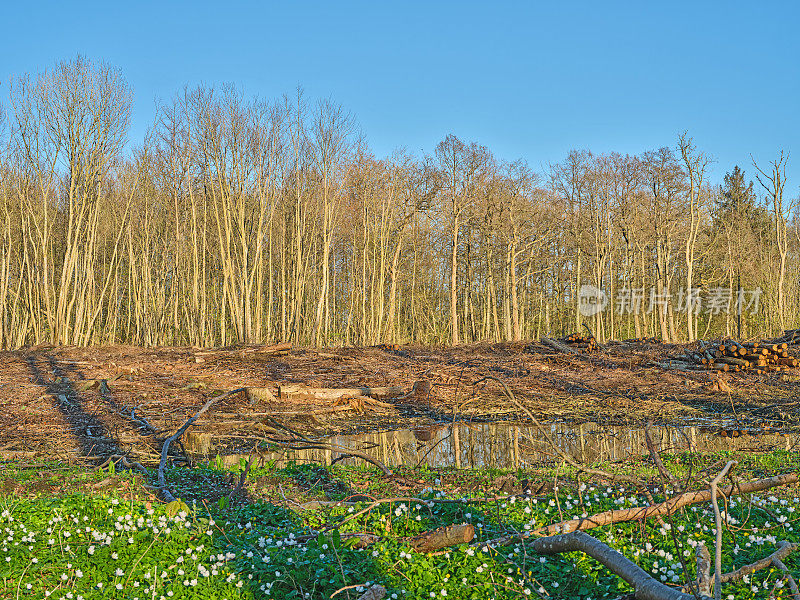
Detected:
[679,132,712,342]
[754,151,793,331]
[1,58,798,349]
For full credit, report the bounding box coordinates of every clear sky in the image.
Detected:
[2,0,798,188]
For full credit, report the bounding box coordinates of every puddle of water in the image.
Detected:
[188,421,800,470]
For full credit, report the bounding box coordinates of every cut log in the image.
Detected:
[541,336,579,354]
[309,396,394,415]
[194,343,292,361]
[409,523,475,553]
[714,356,750,368]
[279,385,404,401]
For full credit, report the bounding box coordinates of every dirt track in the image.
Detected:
[2,340,799,465]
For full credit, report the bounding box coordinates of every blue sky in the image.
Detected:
[2,0,798,188]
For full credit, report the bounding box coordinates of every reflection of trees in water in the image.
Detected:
[217,423,800,470]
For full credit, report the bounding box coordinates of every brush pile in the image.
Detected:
[765,328,800,346]
[680,340,798,373]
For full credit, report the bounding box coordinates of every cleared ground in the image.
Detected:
[1,340,799,468]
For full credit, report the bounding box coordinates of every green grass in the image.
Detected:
[0,494,246,599]
[2,450,800,599]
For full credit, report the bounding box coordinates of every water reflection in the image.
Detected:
[197,422,800,470]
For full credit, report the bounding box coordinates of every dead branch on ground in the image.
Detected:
[157,388,247,502]
[532,531,697,600]
[717,540,800,587]
[772,555,800,600]
[478,471,800,548]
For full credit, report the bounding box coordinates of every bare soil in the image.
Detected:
[2,340,799,466]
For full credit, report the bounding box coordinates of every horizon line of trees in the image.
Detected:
[0,56,798,350]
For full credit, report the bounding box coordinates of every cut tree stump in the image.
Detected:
[245,387,277,403]
[704,378,733,393]
[356,584,386,600]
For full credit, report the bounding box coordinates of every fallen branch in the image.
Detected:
[772,555,800,600]
[533,531,697,600]
[479,471,799,547]
[95,454,150,479]
[158,388,247,502]
[129,406,158,435]
[228,453,257,501]
[718,540,800,585]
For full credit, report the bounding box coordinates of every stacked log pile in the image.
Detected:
[678,340,798,374]
[559,333,600,352]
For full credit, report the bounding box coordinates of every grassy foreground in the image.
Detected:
[1,451,799,599]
